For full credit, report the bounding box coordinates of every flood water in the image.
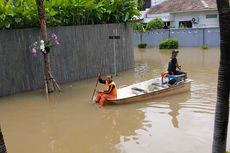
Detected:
[0,47,228,153]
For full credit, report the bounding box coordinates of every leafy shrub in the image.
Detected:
[202,44,208,49]
[159,38,179,49]
[0,0,39,29]
[0,0,140,29]
[138,42,147,48]
[146,18,164,30]
[130,22,146,33]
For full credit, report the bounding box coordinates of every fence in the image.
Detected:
[0,24,134,96]
[133,27,220,48]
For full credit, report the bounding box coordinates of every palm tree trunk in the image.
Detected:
[36,0,54,93]
[212,1,230,153]
[0,128,7,153]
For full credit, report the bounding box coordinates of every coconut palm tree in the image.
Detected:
[0,128,7,153]
[36,0,54,93]
[212,0,230,153]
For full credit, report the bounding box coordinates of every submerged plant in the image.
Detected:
[159,38,179,49]
[138,42,147,48]
[202,44,209,49]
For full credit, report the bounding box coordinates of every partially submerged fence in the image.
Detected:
[134,27,220,48]
[0,24,134,96]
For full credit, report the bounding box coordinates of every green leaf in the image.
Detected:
[51,0,57,6]
[0,14,6,20]
[4,21,10,28]
[49,9,58,17]
[5,0,13,10]
[15,17,22,23]
[53,18,62,24]
[124,12,129,22]
[0,0,4,10]
[56,0,65,6]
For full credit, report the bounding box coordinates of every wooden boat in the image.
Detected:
[107,76,192,104]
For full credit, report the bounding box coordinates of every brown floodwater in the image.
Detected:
[0,47,228,153]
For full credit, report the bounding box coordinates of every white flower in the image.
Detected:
[40,40,45,52]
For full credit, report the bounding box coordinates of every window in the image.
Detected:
[164,22,170,29]
[206,14,217,19]
[179,21,192,28]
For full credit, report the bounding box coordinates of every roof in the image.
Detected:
[147,0,217,14]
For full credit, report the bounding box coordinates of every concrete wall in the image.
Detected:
[0,24,134,96]
[134,27,220,47]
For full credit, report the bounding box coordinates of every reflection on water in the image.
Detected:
[0,47,227,153]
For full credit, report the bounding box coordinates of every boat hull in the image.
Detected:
[107,79,192,104]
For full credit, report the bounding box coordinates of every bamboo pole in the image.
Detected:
[48,71,61,92]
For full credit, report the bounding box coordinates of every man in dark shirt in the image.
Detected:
[168,49,187,76]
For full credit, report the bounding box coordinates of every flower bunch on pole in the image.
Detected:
[30,33,59,57]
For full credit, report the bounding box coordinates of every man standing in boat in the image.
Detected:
[167,49,187,77]
[95,74,117,106]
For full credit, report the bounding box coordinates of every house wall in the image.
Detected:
[170,10,219,28]
[151,0,166,6]
[146,13,173,22]
[145,10,219,28]
[0,24,134,96]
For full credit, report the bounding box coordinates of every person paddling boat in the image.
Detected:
[167,49,187,80]
[95,74,117,106]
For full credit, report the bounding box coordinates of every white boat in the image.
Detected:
[107,76,192,104]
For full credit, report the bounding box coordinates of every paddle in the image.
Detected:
[178,65,182,71]
[91,64,105,101]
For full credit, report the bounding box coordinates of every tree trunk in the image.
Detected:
[212,1,230,153]
[36,0,54,93]
[0,128,7,153]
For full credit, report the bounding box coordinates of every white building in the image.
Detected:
[143,0,219,29]
[150,0,166,6]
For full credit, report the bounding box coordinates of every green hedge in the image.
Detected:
[159,38,179,49]
[0,0,140,29]
[138,42,147,48]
